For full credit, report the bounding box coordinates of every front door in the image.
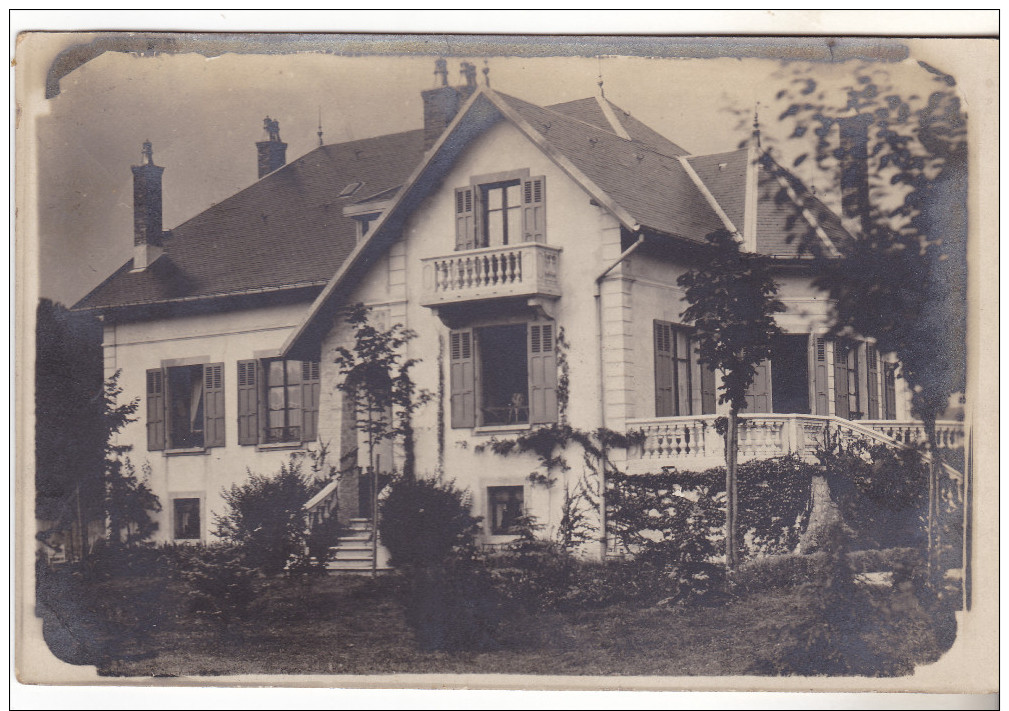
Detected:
[770,335,811,414]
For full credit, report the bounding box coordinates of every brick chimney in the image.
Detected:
[837,113,872,236]
[130,140,165,271]
[256,116,287,178]
[421,60,480,151]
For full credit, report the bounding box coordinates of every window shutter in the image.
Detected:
[203,363,225,448]
[883,362,898,420]
[146,368,165,451]
[700,363,717,415]
[301,360,321,442]
[528,322,558,424]
[449,329,476,428]
[521,176,546,243]
[454,187,476,251]
[237,360,259,445]
[832,340,850,419]
[866,344,880,419]
[811,336,830,415]
[744,359,773,413]
[653,321,674,417]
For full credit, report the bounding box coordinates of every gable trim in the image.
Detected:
[677,156,740,238]
[595,95,631,140]
[761,150,841,258]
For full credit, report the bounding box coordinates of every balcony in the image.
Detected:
[421,243,562,308]
[623,414,965,475]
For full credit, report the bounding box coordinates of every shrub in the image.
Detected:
[378,476,482,570]
[731,552,828,594]
[815,431,929,550]
[177,544,258,632]
[214,456,325,575]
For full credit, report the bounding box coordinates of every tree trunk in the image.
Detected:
[923,414,941,587]
[725,410,739,570]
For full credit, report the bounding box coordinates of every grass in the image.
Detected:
[36,565,956,678]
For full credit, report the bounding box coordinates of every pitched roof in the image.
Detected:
[499,92,724,242]
[687,148,853,258]
[74,129,426,311]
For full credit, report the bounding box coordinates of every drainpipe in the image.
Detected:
[594,229,645,561]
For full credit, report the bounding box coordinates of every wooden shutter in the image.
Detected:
[203,363,225,448]
[744,359,772,413]
[833,340,850,419]
[883,362,898,420]
[653,321,674,417]
[811,336,830,415]
[528,322,558,424]
[521,176,546,243]
[866,344,880,419]
[454,187,476,251]
[146,368,165,451]
[301,360,321,442]
[700,364,717,415]
[449,329,476,428]
[237,360,259,445]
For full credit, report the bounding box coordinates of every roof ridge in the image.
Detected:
[498,91,692,163]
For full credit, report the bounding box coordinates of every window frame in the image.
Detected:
[172,496,203,542]
[487,485,525,536]
[654,320,697,418]
[237,357,321,447]
[148,358,224,453]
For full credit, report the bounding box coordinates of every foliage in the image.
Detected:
[378,476,482,570]
[605,456,814,567]
[677,229,786,415]
[333,303,432,480]
[103,458,161,547]
[813,427,929,549]
[731,552,829,594]
[176,544,258,633]
[35,299,105,525]
[213,455,325,575]
[475,424,644,490]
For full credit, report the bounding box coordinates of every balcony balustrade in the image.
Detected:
[421,243,561,307]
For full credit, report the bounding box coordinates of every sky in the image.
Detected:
[24,35,963,307]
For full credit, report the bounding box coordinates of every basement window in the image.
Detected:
[488,486,524,535]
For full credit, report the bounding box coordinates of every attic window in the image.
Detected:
[338,181,362,198]
[718,163,727,171]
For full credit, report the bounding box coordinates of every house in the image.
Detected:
[74,60,963,556]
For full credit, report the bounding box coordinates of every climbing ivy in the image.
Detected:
[555,327,571,425]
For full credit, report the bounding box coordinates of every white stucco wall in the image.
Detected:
[104,299,317,543]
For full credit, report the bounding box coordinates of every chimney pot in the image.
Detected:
[256,117,288,178]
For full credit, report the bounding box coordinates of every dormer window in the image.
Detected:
[353,212,381,242]
[454,172,546,251]
[338,181,362,198]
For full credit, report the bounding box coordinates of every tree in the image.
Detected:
[36,299,149,558]
[332,304,431,573]
[768,61,967,581]
[678,229,785,569]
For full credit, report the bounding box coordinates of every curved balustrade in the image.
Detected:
[626,414,965,470]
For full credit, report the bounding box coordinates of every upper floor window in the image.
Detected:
[146,363,225,451]
[237,358,320,446]
[653,321,716,418]
[454,174,546,251]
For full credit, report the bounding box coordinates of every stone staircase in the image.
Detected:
[326,518,391,574]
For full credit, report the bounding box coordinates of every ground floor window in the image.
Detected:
[488,486,524,535]
[173,498,201,540]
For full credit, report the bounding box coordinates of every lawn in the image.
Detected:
[36,567,955,678]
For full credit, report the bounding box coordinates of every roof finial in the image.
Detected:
[597,55,605,98]
[317,106,324,147]
[482,59,490,87]
[752,102,761,149]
